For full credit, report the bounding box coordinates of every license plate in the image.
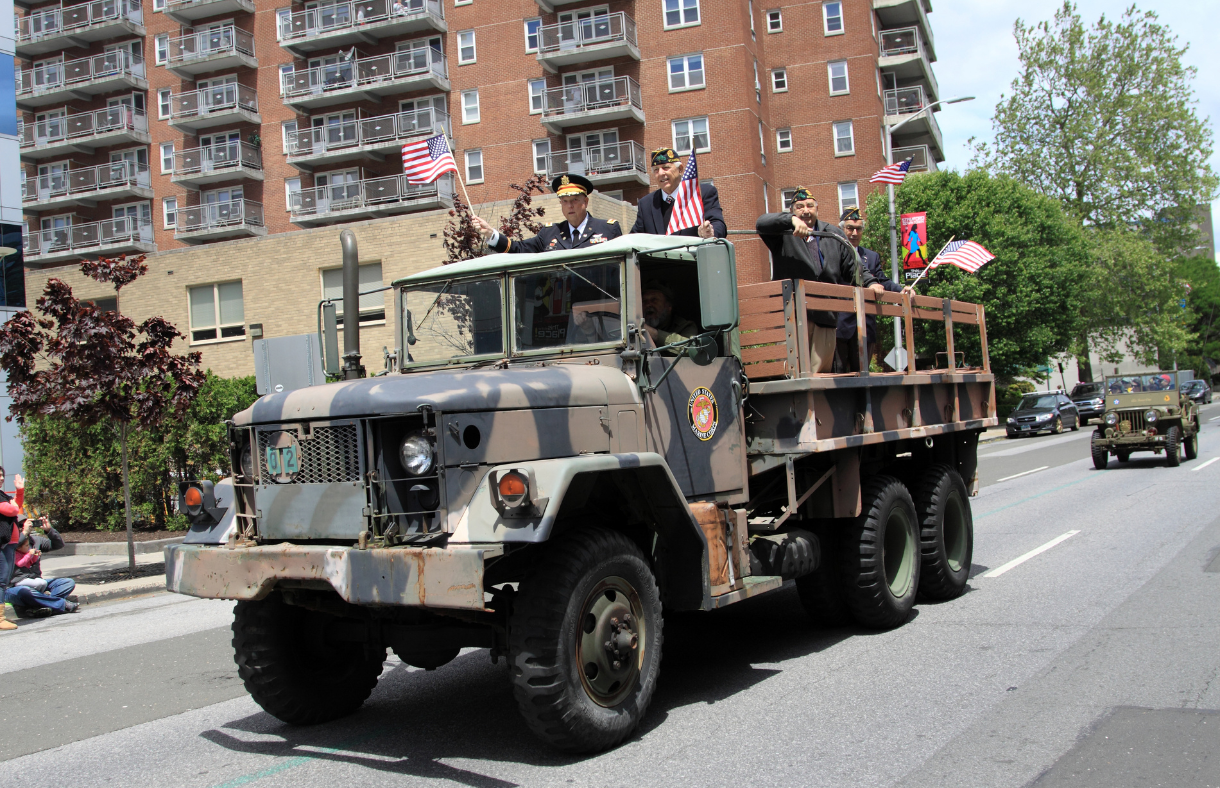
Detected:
[1020,426,1029,431]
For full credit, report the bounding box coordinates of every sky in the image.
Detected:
[930,0,1219,261]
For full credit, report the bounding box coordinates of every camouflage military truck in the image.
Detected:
[1091,370,1200,469]
[168,232,998,752]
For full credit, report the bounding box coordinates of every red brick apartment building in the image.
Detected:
[15,0,943,285]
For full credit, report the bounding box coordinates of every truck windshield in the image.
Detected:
[1106,373,1176,394]
[402,277,504,365]
[510,261,623,352]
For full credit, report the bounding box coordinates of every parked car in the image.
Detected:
[1006,391,1080,437]
[1181,378,1213,404]
[1069,381,1105,425]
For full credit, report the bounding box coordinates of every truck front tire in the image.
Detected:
[1185,428,1199,460]
[914,465,973,601]
[1091,434,1109,470]
[232,592,386,726]
[508,526,663,753]
[840,476,920,629]
[1166,426,1182,467]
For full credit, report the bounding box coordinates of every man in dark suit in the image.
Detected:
[835,207,903,372]
[756,188,884,373]
[629,148,726,238]
[472,173,622,254]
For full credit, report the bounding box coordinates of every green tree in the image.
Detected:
[1179,254,1220,380]
[863,170,1088,378]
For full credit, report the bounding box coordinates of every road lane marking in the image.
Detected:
[1210,415,1220,421]
[996,466,1049,482]
[982,530,1081,578]
[976,473,1099,520]
[1192,457,1219,472]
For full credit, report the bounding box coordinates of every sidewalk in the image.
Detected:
[37,551,167,605]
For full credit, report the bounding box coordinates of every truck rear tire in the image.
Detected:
[507,526,663,753]
[796,524,851,627]
[1091,435,1109,470]
[914,465,973,601]
[232,592,386,726]
[840,476,920,629]
[1166,426,1182,467]
[1185,429,1198,460]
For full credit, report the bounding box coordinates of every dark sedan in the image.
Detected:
[1069,381,1105,425]
[1006,392,1080,437]
[1181,379,1213,404]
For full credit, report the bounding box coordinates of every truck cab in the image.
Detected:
[1091,370,1200,468]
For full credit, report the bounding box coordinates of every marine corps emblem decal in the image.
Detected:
[687,387,718,441]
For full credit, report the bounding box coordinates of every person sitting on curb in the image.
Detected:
[0,467,25,631]
[7,517,77,618]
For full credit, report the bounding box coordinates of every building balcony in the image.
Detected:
[171,141,263,187]
[879,26,938,102]
[285,107,450,172]
[162,0,255,25]
[175,200,267,242]
[166,26,256,78]
[16,0,145,58]
[16,52,147,109]
[167,84,260,132]
[281,50,448,110]
[891,145,938,174]
[885,87,944,160]
[873,0,935,54]
[277,0,446,56]
[23,161,152,211]
[536,12,639,73]
[540,76,643,134]
[25,218,155,267]
[542,141,647,188]
[290,173,453,226]
[532,0,587,11]
[19,106,149,160]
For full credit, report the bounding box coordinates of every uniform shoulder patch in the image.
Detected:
[607,218,617,224]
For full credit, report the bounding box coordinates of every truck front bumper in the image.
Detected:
[1095,431,1167,451]
[164,543,498,611]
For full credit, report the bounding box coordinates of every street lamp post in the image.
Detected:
[884,95,974,370]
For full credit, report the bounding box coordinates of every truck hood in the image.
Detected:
[235,363,640,425]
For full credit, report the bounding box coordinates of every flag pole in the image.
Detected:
[442,134,474,208]
[906,235,955,291]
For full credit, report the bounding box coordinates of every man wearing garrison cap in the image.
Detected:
[472,174,622,253]
[836,206,902,372]
[756,188,883,373]
[629,148,726,238]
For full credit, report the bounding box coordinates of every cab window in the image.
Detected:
[402,276,504,364]
[511,262,623,352]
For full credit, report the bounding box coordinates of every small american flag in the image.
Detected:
[931,240,994,273]
[869,157,914,185]
[666,151,704,234]
[402,133,457,184]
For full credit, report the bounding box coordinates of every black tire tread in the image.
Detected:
[1185,426,1199,460]
[914,464,973,601]
[1166,426,1182,467]
[839,475,920,630]
[1091,434,1108,470]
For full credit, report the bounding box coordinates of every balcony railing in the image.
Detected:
[537,12,636,54]
[17,0,143,53]
[880,26,926,59]
[281,48,447,105]
[16,52,146,102]
[884,86,927,116]
[177,199,265,235]
[24,160,152,205]
[277,0,445,51]
[20,106,149,154]
[290,173,452,222]
[285,108,450,161]
[542,141,647,184]
[540,76,643,129]
[167,26,255,73]
[891,145,935,173]
[26,218,153,262]
[163,0,255,23]
[173,141,262,179]
[168,83,259,124]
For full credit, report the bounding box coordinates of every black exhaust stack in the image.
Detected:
[340,229,365,380]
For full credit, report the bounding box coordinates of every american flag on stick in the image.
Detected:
[666,151,704,234]
[931,239,994,273]
[401,133,457,184]
[869,157,914,185]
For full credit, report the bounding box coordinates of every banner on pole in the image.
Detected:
[900,212,928,280]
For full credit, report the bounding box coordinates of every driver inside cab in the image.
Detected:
[641,281,697,355]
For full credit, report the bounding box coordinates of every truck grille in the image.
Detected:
[1116,410,1146,432]
[257,424,361,484]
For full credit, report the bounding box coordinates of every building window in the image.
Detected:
[533,139,550,174]
[833,120,855,155]
[672,117,709,154]
[824,2,843,34]
[828,60,849,95]
[767,9,782,32]
[322,263,385,324]
[465,149,484,183]
[771,68,787,93]
[160,142,174,173]
[664,0,700,29]
[776,128,792,152]
[525,18,541,52]
[152,0,165,9]
[754,59,761,101]
[457,30,476,64]
[455,0,471,5]
[279,64,293,95]
[285,177,300,211]
[155,34,168,65]
[838,182,859,216]
[276,8,290,40]
[667,54,704,92]
[188,282,245,344]
[749,0,755,39]
[758,121,766,166]
[528,79,546,114]
[281,120,298,153]
[158,89,172,119]
[781,188,796,211]
[462,89,479,123]
[162,197,176,229]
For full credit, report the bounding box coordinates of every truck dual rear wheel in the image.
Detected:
[232,592,386,725]
[840,475,920,629]
[914,465,973,601]
[1166,426,1182,467]
[508,526,663,753]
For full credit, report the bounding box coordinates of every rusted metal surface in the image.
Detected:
[691,502,730,590]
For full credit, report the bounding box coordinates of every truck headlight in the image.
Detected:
[239,442,253,478]
[1144,410,1158,424]
[1104,412,1119,426]
[399,434,434,476]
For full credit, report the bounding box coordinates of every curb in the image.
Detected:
[77,580,167,606]
[56,536,184,557]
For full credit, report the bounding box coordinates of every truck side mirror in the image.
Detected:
[697,243,737,331]
[686,334,718,366]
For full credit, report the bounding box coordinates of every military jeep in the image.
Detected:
[1091,370,1200,469]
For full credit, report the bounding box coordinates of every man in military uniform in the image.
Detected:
[630,149,726,238]
[642,281,697,352]
[472,174,621,253]
[836,207,903,372]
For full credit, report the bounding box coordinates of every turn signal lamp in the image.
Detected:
[184,485,203,515]
[498,472,528,506]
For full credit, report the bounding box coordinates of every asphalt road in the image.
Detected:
[2,410,1219,787]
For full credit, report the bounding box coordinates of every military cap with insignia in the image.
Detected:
[650,148,681,166]
[791,186,815,203]
[551,173,593,197]
[840,207,862,222]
